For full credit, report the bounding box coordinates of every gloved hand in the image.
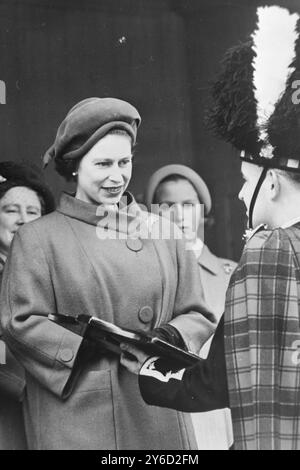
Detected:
[151,324,188,351]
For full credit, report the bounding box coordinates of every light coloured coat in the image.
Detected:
[0,193,216,450]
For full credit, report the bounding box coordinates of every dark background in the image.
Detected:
[1,0,299,260]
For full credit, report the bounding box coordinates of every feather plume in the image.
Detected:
[252,6,299,157]
[268,18,300,160]
[205,41,260,155]
[206,5,300,161]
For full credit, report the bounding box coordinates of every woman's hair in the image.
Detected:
[55,128,134,181]
[0,182,46,215]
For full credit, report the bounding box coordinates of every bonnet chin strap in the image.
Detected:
[248,166,268,230]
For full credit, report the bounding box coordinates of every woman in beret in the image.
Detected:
[145,164,236,450]
[0,161,55,450]
[0,98,215,450]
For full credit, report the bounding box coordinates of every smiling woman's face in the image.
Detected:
[0,186,42,256]
[75,133,133,206]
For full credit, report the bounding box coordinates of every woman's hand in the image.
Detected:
[120,343,150,375]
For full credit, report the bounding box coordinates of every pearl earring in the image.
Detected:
[72,171,78,177]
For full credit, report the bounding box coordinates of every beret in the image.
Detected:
[0,161,55,214]
[43,97,141,167]
[145,164,212,216]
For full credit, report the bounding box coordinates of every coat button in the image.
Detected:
[126,238,143,252]
[138,306,154,324]
[60,348,74,363]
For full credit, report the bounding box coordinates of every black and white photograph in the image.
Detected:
[0,0,300,452]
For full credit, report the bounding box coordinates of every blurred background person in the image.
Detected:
[145,164,236,450]
[0,161,55,450]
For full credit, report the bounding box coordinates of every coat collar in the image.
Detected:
[197,244,220,275]
[57,191,145,236]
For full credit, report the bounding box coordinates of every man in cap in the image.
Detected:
[121,5,300,450]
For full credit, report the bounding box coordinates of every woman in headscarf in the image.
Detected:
[0,98,215,450]
[0,161,55,450]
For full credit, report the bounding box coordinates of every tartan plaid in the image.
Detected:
[225,223,300,450]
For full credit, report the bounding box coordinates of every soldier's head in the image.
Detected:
[238,161,300,229]
[208,5,300,230]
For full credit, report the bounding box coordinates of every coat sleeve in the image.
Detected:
[0,337,25,401]
[139,315,229,412]
[168,238,217,353]
[0,225,84,399]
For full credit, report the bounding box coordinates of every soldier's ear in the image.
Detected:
[268,170,280,200]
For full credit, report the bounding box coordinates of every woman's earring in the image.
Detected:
[72,171,78,177]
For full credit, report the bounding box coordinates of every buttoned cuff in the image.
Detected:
[48,330,85,399]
